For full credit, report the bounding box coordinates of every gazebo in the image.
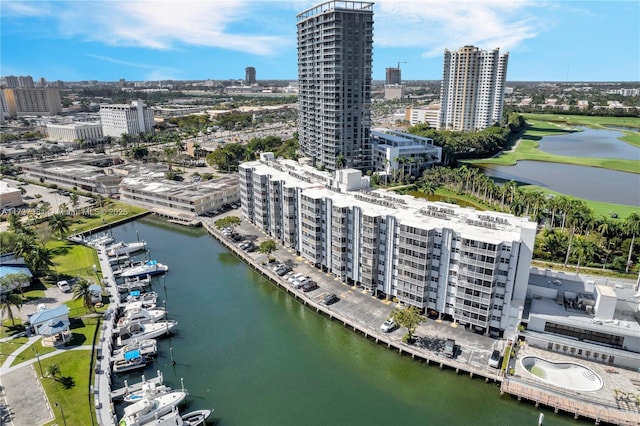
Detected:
[30,305,71,347]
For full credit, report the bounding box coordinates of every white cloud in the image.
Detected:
[44,0,292,55]
[374,0,542,55]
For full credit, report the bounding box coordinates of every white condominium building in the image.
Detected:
[239,154,536,336]
[99,100,154,137]
[439,46,508,131]
[297,1,374,171]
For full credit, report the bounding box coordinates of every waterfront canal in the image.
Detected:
[109,217,581,426]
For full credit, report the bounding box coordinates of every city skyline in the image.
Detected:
[1,0,639,82]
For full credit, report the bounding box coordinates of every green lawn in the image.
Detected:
[39,349,95,426]
[47,240,101,281]
[67,201,147,235]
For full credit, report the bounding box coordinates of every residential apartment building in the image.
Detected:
[385,67,401,85]
[120,173,240,216]
[239,154,536,336]
[46,121,104,145]
[2,88,62,117]
[370,128,441,179]
[439,46,508,131]
[245,67,257,85]
[405,104,440,128]
[99,100,155,137]
[297,1,374,171]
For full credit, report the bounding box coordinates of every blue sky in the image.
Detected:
[1,0,638,82]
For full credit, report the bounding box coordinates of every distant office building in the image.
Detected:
[3,76,19,88]
[239,153,536,335]
[99,100,155,138]
[46,121,104,145]
[385,67,401,85]
[245,67,256,85]
[2,88,62,117]
[384,84,405,100]
[439,46,508,131]
[297,1,374,171]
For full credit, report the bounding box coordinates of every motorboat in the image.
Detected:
[182,409,213,426]
[116,307,167,330]
[108,241,147,257]
[118,390,188,426]
[122,291,159,309]
[123,382,173,404]
[87,233,115,247]
[121,260,169,279]
[117,276,152,293]
[112,350,152,374]
[113,339,158,361]
[109,253,131,265]
[117,321,177,346]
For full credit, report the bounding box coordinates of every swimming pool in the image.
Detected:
[520,356,603,392]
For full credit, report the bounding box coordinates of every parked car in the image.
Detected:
[302,281,318,292]
[322,293,338,305]
[444,338,456,358]
[57,280,71,293]
[276,265,291,276]
[488,349,501,368]
[292,277,309,289]
[380,319,396,333]
[288,273,304,284]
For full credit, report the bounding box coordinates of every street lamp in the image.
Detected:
[32,347,44,378]
[55,402,67,426]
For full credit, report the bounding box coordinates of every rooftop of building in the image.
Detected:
[120,172,239,200]
[243,155,536,242]
[526,270,640,337]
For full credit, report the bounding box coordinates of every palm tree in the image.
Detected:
[46,364,60,381]
[72,278,95,312]
[572,236,595,274]
[624,212,640,273]
[7,213,22,233]
[27,245,54,276]
[0,289,23,326]
[48,213,71,239]
[335,155,346,169]
[69,193,80,213]
[419,181,437,200]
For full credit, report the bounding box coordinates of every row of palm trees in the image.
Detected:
[416,165,640,273]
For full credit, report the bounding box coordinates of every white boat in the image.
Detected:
[108,241,147,257]
[113,339,158,361]
[117,307,167,330]
[121,260,169,279]
[122,291,159,308]
[123,382,173,404]
[117,276,152,293]
[112,350,152,374]
[182,409,213,426]
[117,321,177,347]
[118,390,187,426]
[87,234,115,247]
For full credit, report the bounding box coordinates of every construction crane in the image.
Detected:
[397,61,407,70]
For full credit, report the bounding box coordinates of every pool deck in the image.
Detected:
[503,344,640,425]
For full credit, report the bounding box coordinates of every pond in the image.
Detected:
[478,161,640,206]
[537,127,640,160]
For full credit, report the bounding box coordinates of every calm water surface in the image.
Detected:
[479,162,640,206]
[537,127,640,160]
[109,217,580,426]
